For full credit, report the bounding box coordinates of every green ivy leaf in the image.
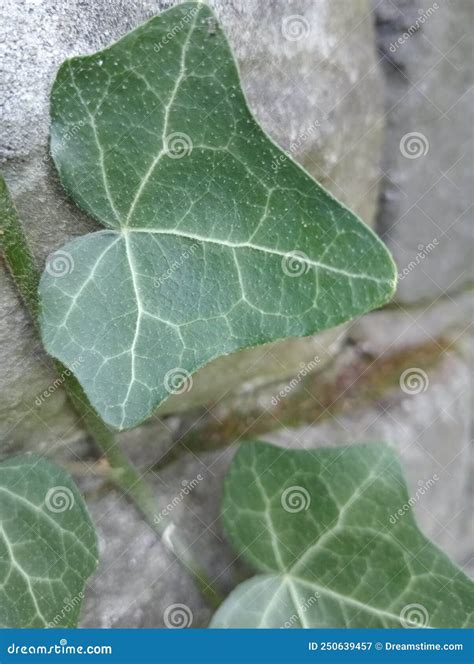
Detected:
[0,455,98,627]
[39,1,396,429]
[211,441,473,628]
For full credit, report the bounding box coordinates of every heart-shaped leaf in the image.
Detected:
[0,455,98,627]
[39,2,396,429]
[211,441,473,628]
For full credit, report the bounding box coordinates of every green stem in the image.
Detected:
[0,177,222,609]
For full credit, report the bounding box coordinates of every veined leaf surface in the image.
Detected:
[39,2,396,429]
[0,455,98,628]
[211,441,473,628]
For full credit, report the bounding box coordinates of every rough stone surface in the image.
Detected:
[350,290,473,356]
[79,448,239,628]
[0,273,83,456]
[373,0,473,303]
[1,0,384,447]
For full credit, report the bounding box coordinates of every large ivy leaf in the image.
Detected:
[39,2,396,429]
[211,441,473,628]
[0,454,98,627]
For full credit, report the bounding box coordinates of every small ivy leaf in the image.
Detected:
[0,454,98,628]
[39,2,396,429]
[211,441,474,628]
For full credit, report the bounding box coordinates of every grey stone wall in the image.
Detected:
[1,0,472,627]
[373,0,473,304]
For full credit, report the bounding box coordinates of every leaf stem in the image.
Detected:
[0,177,222,610]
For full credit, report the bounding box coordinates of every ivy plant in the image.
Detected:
[211,441,474,628]
[38,1,396,430]
[3,1,470,632]
[0,454,97,628]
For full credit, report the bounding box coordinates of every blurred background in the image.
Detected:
[1,0,472,627]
